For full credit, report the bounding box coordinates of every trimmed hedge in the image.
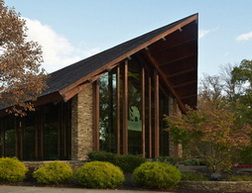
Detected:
[0,157,28,183]
[133,161,181,189]
[181,172,207,181]
[88,151,146,173]
[33,161,73,184]
[74,161,125,189]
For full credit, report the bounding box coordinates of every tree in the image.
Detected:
[0,0,47,115]
[166,74,252,173]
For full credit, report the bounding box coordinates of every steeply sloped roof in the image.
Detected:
[42,14,197,95]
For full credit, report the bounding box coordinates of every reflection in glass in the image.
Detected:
[160,91,169,156]
[4,116,16,157]
[23,112,36,160]
[128,60,142,155]
[99,69,117,152]
[44,103,58,160]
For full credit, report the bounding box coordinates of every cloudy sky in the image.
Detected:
[5,0,252,77]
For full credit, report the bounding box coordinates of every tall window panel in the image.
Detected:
[23,112,36,160]
[159,91,169,156]
[128,60,142,155]
[99,69,117,153]
[43,103,59,160]
[4,116,16,157]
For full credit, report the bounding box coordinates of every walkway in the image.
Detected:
[0,186,176,193]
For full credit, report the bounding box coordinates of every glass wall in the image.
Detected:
[98,58,171,157]
[128,60,142,155]
[0,100,71,161]
[23,113,36,160]
[99,69,117,153]
[159,91,169,156]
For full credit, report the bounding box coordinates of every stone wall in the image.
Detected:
[180,181,252,193]
[71,84,94,161]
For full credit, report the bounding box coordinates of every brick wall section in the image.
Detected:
[71,84,94,161]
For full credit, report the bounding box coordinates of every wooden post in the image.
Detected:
[148,76,152,158]
[123,60,128,154]
[116,66,121,154]
[154,71,160,158]
[141,67,146,157]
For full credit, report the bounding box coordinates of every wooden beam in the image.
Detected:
[148,76,152,158]
[172,80,197,89]
[159,54,195,67]
[93,81,100,151]
[144,51,187,113]
[181,93,197,100]
[152,38,196,56]
[154,71,160,158]
[116,67,121,154]
[58,15,198,99]
[166,68,195,78]
[123,60,128,155]
[141,67,145,157]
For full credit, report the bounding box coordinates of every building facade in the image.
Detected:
[0,14,198,161]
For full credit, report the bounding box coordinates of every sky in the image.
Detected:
[4,0,252,79]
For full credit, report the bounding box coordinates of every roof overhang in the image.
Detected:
[57,14,198,113]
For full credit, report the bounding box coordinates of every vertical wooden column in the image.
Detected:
[141,67,146,157]
[93,81,100,151]
[123,60,128,154]
[116,66,121,154]
[154,71,160,158]
[148,76,152,158]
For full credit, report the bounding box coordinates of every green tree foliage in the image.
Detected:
[231,59,252,125]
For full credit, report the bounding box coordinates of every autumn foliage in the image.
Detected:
[0,0,47,115]
[166,96,252,172]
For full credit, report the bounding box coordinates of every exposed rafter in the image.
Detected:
[143,50,187,113]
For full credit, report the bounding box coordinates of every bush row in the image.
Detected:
[0,157,181,189]
[87,151,146,173]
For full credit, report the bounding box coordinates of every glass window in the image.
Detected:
[23,112,36,160]
[159,91,169,156]
[99,70,117,153]
[44,103,59,160]
[4,116,16,157]
[128,60,142,155]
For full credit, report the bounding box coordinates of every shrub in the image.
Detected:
[180,158,205,166]
[0,157,28,183]
[88,151,115,163]
[33,161,73,184]
[181,172,207,181]
[74,161,125,189]
[156,156,182,165]
[132,162,181,189]
[88,151,146,173]
[114,154,146,173]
